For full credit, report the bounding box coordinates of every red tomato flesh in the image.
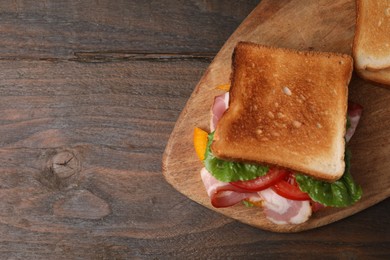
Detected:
[272,174,311,201]
[311,200,326,212]
[230,167,288,192]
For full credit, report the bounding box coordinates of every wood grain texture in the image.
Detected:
[0,0,388,258]
[0,0,259,59]
[163,0,390,233]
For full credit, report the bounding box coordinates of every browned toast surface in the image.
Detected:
[353,0,390,84]
[211,42,352,181]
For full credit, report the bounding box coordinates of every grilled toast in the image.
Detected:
[353,0,390,85]
[211,42,353,182]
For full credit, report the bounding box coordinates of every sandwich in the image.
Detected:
[353,0,390,86]
[194,42,363,225]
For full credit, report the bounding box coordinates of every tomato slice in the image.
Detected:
[272,174,311,201]
[230,167,288,192]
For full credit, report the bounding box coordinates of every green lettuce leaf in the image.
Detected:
[203,132,269,182]
[295,149,362,207]
[242,200,255,207]
[203,132,362,207]
[346,115,351,129]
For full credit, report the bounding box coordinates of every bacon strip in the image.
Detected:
[210,92,229,132]
[345,101,363,142]
[200,168,258,208]
[259,188,312,225]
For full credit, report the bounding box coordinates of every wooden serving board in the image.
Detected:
[162,0,390,232]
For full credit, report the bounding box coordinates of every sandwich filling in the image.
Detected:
[198,92,362,225]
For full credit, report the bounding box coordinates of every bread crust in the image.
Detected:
[356,67,390,85]
[212,42,352,182]
[353,0,390,85]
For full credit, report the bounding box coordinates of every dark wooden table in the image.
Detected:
[0,1,388,259]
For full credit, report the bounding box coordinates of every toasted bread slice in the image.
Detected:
[356,67,390,86]
[353,0,390,85]
[211,42,353,182]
